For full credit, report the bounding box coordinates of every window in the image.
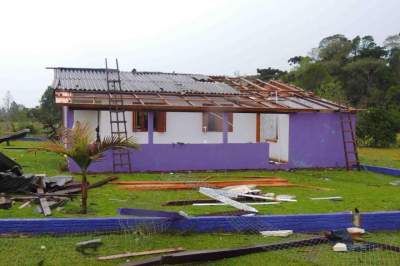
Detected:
[202,112,233,132]
[132,112,166,132]
[261,114,278,141]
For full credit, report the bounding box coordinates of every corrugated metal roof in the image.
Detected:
[52,67,239,95]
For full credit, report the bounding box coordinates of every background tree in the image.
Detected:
[32,87,61,139]
[256,68,286,81]
[259,32,400,147]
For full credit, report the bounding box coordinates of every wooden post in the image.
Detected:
[256,113,260,143]
[222,112,228,144]
[147,111,154,144]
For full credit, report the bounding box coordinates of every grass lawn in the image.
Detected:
[359,147,400,169]
[0,141,399,265]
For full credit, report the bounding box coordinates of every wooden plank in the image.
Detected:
[117,182,292,191]
[193,202,280,206]
[88,176,118,189]
[120,237,329,266]
[98,247,185,261]
[37,188,51,216]
[256,113,260,143]
[118,208,187,219]
[111,178,288,185]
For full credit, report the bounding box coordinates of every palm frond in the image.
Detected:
[95,135,140,154]
[36,121,140,172]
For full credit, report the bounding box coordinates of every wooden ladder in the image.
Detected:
[105,59,132,173]
[340,112,360,170]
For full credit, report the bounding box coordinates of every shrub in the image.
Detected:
[357,107,399,147]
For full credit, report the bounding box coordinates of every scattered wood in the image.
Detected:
[37,178,51,216]
[200,210,254,216]
[310,196,343,201]
[112,178,287,185]
[192,175,286,179]
[260,230,293,237]
[116,178,291,191]
[163,198,267,206]
[193,202,280,206]
[97,247,185,261]
[88,176,118,189]
[0,129,30,144]
[76,239,102,254]
[18,200,32,209]
[0,196,12,209]
[119,237,329,266]
[118,208,187,219]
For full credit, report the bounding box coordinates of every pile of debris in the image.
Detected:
[0,150,116,216]
[163,185,296,213]
[0,150,80,215]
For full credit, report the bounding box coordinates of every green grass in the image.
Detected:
[0,141,400,265]
[359,147,400,168]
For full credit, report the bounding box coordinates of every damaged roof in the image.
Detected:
[51,67,239,95]
[50,67,355,113]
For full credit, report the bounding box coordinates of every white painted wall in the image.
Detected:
[72,110,257,144]
[260,114,289,162]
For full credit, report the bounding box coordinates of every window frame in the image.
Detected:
[202,112,233,132]
[132,111,166,132]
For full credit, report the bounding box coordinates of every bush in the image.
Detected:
[357,107,399,147]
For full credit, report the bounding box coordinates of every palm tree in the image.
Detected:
[38,122,140,214]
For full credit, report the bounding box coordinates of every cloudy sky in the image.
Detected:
[0,0,399,107]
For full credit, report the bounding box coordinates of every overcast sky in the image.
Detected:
[0,0,399,107]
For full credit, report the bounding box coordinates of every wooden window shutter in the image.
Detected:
[156,112,166,132]
[228,113,233,132]
[132,111,137,131]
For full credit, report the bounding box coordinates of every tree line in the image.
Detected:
[0,87,60,138]
[257,33,400,147]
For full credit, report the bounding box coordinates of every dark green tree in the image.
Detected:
[357,107,399,147]
[256,68,286,81]
[32,87,61,139]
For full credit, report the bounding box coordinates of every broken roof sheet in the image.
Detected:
[51,67,239,95]
[50,67,356,113]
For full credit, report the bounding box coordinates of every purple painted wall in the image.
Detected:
[69,143,270,173]
[288,112,355,168]
[65,108,354,173]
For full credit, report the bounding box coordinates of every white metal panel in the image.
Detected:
[261,114,289,162]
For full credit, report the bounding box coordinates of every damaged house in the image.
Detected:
[49,66,358,173]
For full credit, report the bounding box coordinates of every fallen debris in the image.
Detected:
[18,200,31,209]
[0,196,12,209]
[347,227,365,235]
[333,242,347,252]
[310,196,343,201]
[119,208,188,220]
[260,230,293,237]
[88,176,118,189]
[193,202,280,206]
[114,178,292,191]
[163,197,267,206]
[199,187,258,213]
[119,237,329,266]
[200,210,254,216]
[97,247,185,261]
[0,129,30,144]
[76,239,102,255]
